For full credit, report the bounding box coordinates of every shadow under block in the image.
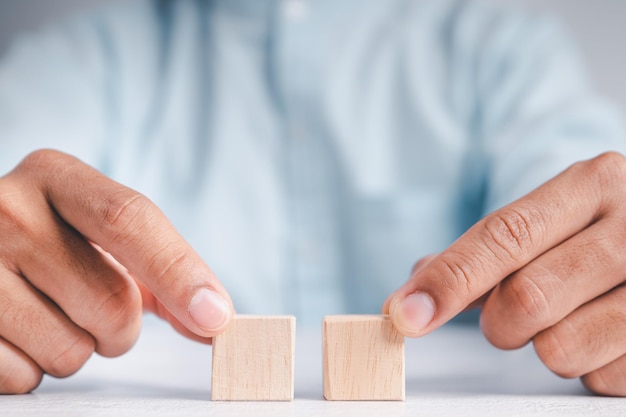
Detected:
[211,315,295,401]
[323,315,405,401]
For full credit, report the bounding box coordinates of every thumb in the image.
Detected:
[136,279,215,344]
[94,241,228,342]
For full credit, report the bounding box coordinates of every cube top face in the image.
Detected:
[324,315,391,324]
[323,315,405,401]
[211,315,295,401]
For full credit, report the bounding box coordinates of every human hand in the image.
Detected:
[0,150,233,393]
[383,152,626,396]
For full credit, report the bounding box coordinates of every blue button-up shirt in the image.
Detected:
[1,0,624,323]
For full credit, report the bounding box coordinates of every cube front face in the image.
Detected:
[323,315,405,401]
[211,315,295,401]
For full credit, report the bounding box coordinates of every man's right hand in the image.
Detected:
[0,150,233,394]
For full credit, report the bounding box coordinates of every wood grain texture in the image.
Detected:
[323,315,405,401]
[211,315,295,401]
[12,318,602,416]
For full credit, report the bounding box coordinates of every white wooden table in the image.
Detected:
[1,316,624,416]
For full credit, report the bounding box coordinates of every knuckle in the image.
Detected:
[146,241,192,285]
[583,152,626,197]
[0,184,25,237]
[0,181,44,263]
[534,321,581,378]
[581,373,609,396]
[480,269,555,350]
[0,360,43,395]
[90,279,142,355]
[45,333,95,378]
[481,207,540,263]
[581,368,626,396]
[434,252,476,304]
[17,149,65,173]
[498,270,553,326]
[97,190,155,241]
[6,374,43,395]
[590,151,626,180]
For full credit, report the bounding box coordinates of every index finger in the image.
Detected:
[386,153,624,337]
[16,150,233,338]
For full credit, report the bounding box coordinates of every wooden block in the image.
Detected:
[211,315,295,401]
[323,315,405,401]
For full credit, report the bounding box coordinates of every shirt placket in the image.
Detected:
[274,0,345,323]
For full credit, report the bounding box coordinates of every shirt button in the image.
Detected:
[282,0,309,21]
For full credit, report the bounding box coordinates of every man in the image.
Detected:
[0,0,625,395]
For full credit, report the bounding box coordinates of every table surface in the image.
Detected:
[2,316,625,417]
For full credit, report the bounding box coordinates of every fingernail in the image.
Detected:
[392,292,435,334]
[188,288,231,332]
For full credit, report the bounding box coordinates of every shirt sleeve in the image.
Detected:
[471,12,626,215]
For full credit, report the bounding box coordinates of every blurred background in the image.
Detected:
[0,0,625,114]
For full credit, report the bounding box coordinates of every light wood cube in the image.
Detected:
[323,315,405,401]
[211,315,295,401]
